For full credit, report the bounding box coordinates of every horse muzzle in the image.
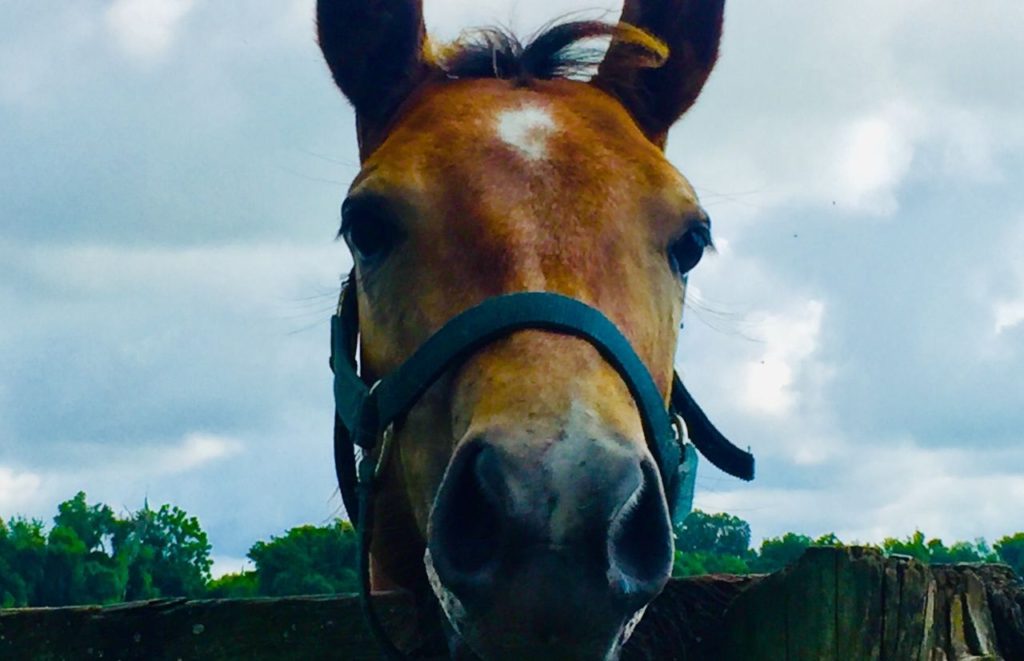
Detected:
[426,432,673,660]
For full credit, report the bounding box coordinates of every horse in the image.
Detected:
[318,1,751,658]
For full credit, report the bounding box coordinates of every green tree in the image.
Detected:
[3,493,215,605]
[37,492,129,606]
[672,510,753,578]
[39,524,89,606]
[673,551,750,577]
[207,571,259,598]
[814,533,843,547]
[929,539,997,564]
[0,519,29,607]
[750,533,814,573]
[2,518,46,607]
[882,531,930,563]
[53,492,118,554]
[674,510,751,557]
[995,533,1024,577]
[248,520,359,596]
[123,502,213,600]
[882,532,999,565]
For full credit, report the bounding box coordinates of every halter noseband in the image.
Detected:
[329,278,754,658]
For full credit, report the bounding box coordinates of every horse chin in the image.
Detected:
[424,549,646,661]
[441,612,636,661]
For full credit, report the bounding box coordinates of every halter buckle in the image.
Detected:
[670,413,698,526]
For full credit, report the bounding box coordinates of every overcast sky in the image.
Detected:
[2,1,1022,576]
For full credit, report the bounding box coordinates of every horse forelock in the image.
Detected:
[425,20,668,84]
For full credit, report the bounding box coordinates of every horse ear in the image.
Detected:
[317,0,429,154]
[593,0,725,147]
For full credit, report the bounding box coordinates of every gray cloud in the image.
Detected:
[1,1,1021,559]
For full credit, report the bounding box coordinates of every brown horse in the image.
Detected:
[319,1,728,658]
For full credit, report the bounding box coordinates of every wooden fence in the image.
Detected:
[2,547,1021,659]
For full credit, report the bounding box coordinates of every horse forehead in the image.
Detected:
[391,81,618,163]
[493,104,559,162]
[366,81,693,218]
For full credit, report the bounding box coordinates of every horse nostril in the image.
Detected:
[430,443,505,584]
[607,461,673,604]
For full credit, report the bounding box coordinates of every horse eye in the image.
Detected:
[669,224,712,276]
[340,196,400,262]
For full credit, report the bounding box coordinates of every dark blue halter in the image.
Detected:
[329,281,754,658]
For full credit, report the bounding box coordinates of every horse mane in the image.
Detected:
[431,20,668,83]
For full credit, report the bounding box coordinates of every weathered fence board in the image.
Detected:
[1,548,1020,660]
[714,547,1022,660]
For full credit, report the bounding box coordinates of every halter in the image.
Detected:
[329,277,754,658]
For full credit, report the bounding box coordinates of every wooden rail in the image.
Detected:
[2,547,1021,660]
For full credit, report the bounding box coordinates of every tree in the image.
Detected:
[123,502,213,600]
[882,531,1001,565]
[53,492,117,554]
[995,533,1024,577]
[37,492,128,606]
[0,519,29,608]
[672,510,753,578]
[883,531,931,563]
[2,517,46,607]
[207,571,259,598]
[750,533,814,573]
[929,539,997,564]
[673,550,750,577]
[814,533,843,547]
[674,510,751,557]
[248,521,359,596]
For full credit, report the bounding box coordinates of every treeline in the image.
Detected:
[2,494,1022,608]
[0,493,210,608]
[672,510,1024,578]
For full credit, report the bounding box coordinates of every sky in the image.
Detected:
[1,1,1022,577]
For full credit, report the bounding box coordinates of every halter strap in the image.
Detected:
[329,279,754,658]
[334,290,689,498]
[332,284,752,505]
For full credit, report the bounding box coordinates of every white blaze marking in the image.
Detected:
[495,105,557,161]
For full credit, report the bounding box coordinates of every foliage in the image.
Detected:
[674,510,751,557]
[207,571,259,599]
[247,521,358,597]
[0,493,212,607]
[670,511,1020,579]
[748,533,814,574]
[0,517,46,607]
[882,531,998,565]
[671,510,752,577]
[673,551,750,577]
[3,498,1021,606]
[995,533,1024,577]
[122,502,213,601]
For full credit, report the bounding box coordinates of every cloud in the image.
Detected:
[834,112,916,215]
[0,467,43,513]
[25,433,246,498]
[159,433,243,474]
[105,0,197,60]
[698,442,1024,545]
[0,239,347,453]
[0,237,348,553]
[666,0,1024,226]
[423,0,617,41]
[994,299,1024,335]
[2,0,1023,561]
[211,554,254,579]
[739,300,825,418]
[989,219,1024,337]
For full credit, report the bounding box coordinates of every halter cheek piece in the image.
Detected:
[329,278,754,659]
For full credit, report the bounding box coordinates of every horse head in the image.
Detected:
[319,1,728,657]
